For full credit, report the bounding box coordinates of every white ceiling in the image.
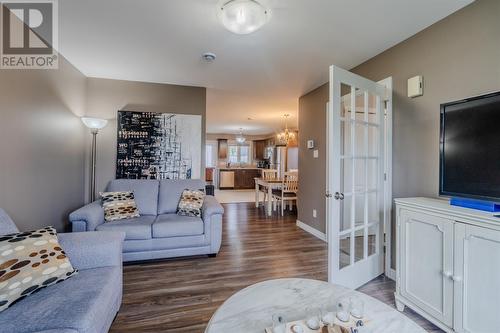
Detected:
[59,0,473,135]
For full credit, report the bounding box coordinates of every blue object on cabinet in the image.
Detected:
[450,197,500,212]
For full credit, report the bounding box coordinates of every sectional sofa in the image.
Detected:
[0,208,125,333]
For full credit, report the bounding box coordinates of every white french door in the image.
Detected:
[327,65,392,289]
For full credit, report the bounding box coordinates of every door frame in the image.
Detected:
[326,68,393,283]
[379,76,394,280]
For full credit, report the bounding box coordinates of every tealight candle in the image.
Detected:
[322,311,336,325]
[336,297,351,322]
[305,306,321,330]
[350,296,365,319]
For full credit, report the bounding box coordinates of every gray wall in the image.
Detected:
[0,65,207,230]
[0,59,87,232]
[85,78,207,200]
[298,85,328,233]
[298,0,500,249]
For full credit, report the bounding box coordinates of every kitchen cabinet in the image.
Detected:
[287,131,299,147]
[254,140,267,160]
[218,139,228,160]
[235,169,262,189]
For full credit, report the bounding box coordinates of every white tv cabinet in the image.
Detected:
[395,197,500,333]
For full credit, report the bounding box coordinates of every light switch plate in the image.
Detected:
[307,140,315,149]
[313,209,317,218]
[313,150,319,158]
[408,75,423,98]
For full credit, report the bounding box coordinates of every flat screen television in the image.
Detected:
[440,91,500,203]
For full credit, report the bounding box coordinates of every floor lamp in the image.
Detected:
[81,117,108,202]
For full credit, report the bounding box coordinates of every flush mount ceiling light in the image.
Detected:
[202,52,217,63]
[218,0,270,35]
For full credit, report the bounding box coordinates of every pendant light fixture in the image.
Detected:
[277,114,295,146]
[235,128,246,144]
[218,0,270,35]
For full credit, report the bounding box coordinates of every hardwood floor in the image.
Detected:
[358,276,443,332]
[110,202,441,333]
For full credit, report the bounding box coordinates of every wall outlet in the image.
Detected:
[313,209,317,218]
[313,150,319,158]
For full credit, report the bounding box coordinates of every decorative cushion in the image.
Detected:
[0,227,77,312]
[100,191,140,222]
[177,189,205,217]
[157,179,206,214]
[106,180,159,215]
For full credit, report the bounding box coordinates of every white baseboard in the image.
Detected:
[386,268,396,281]
[296,220,327,242]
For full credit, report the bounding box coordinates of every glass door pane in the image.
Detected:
[339,87,381,269]
[339,84,353,269]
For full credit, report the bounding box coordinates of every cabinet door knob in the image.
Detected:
[443,271,453,279]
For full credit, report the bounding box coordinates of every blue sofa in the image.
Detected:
[0,208,125,333]
[69,179,224,262]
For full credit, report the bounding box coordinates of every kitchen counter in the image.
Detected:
[217,168,262,189]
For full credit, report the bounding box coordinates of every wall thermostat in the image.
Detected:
[307,140,315,149]
[408,75,423,98]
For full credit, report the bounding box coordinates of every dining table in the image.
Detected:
[254,177,283,217]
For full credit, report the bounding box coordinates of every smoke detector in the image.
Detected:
[202,52,216,63]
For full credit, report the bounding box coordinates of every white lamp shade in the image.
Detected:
[81,117,108,130]
[219,0,269,35]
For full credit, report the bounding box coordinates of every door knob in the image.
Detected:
[334,192,345,200]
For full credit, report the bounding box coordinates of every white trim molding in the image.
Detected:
[386,268,396,281]
[296,220,327,242]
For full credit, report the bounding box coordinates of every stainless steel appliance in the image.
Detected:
[219,170,235,189]
[270,146,287,179]
[256,159,270,168]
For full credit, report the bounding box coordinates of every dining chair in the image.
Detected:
[272,171,298,216]
[259,169,278,205]
[262,169,278,180]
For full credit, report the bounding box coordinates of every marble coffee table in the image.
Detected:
[205,278,425,333]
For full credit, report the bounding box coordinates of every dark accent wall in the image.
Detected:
[298,0,500,258]
[0,58,87,232]
[84,78,207,200]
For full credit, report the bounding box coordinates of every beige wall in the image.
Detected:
[298,0,500,246]
[0,59,87,231]
[85,78,207,200]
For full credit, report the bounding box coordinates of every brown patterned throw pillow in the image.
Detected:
[0,227,77,312]
[177,189,205,217]
[100,191,140,222]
